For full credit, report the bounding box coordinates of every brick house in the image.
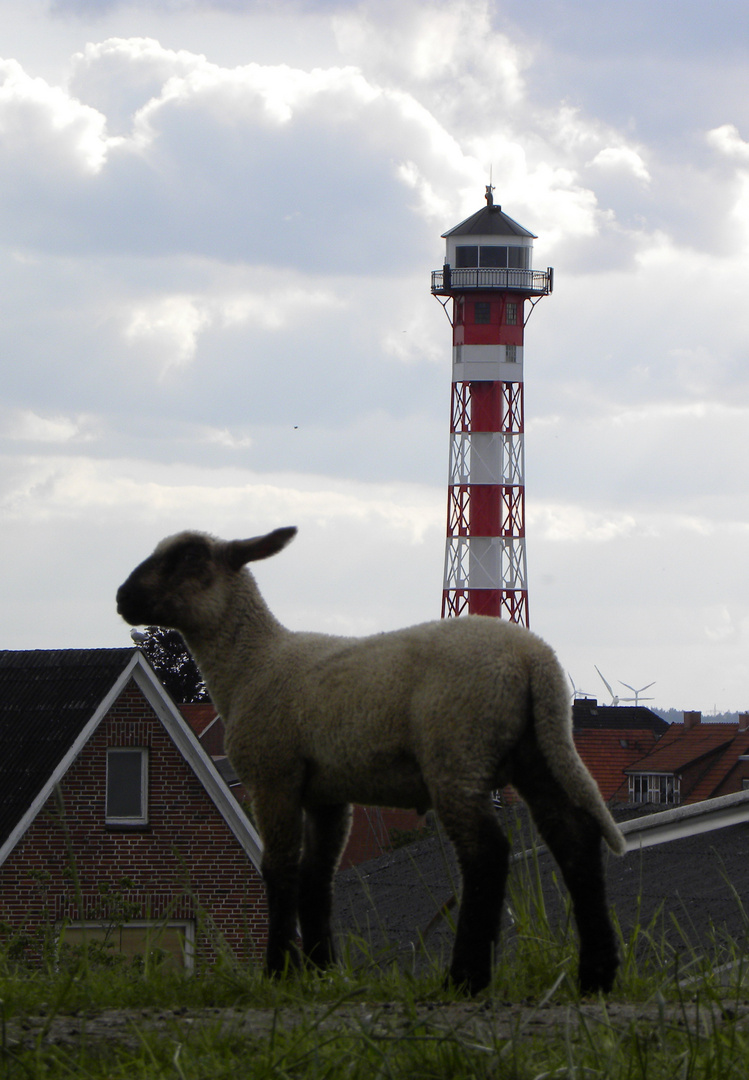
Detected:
[571,698,668,802]
[624,711,749,806]
[0,649,266,969]
[570,701,749,807]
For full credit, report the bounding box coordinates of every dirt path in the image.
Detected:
[6,998,749,1053]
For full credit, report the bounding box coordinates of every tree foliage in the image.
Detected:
[137,626,208,703]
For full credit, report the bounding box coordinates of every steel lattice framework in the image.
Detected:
[432,192,552,626]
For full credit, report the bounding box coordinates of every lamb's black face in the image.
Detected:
[116,534,216,632]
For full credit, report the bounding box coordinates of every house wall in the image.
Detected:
[0,680,266,967]
[341,806,424,868]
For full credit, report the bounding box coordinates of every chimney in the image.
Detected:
[739,713,749,733]
[683,711,701,731]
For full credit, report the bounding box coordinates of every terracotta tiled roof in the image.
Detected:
[684,732,749,802]
[179,703,218,737]
[622,722,749,804]
[625,724,737,774]
[574,728,661,801]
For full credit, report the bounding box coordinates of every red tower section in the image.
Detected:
[432,188,552,626]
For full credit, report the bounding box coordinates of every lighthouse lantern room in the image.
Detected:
[432,187,553,626]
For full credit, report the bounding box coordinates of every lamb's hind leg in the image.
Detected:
[299,803,352,968]
[510,733,619,994]
[435,790,510,996]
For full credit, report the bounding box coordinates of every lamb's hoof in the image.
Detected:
[445,967,490,997]
[302,941,336,971]
[578,956,618,996]
[264,947,303,980]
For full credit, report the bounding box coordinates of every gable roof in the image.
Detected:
[442,205,536,239]
[0,649,262,869]
[623,722,749,806]
[625,723,742,775]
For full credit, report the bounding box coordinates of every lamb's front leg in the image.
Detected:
[254,790,304,976]
[299,803,352,967]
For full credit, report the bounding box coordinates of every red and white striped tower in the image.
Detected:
[432,188,553,626]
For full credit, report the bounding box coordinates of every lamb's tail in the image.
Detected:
[529,648,627,856]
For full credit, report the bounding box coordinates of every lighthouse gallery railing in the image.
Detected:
[431,267,552,295]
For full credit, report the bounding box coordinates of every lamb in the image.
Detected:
[116,526,626,996]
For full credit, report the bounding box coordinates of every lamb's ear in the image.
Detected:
[225,527,298,570]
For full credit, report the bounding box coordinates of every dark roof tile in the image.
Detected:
[0,649,135,845]
[442,205,536,239]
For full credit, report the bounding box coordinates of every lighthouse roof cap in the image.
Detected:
[442,205,536,239]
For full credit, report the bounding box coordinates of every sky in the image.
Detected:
[2,0,749,714]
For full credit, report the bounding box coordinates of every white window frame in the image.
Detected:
[628,772,680,806]
[106,747,149,825]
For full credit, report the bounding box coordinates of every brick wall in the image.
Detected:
[0,680,266,966]
[340,805,424,868]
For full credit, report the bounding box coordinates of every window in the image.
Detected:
[628,773,680,805]
[479,245,507,268]
[455,245,478,268]
[474,302,491,324]
[505,302,518,326]
[454,245,529,270]
[505,344,517,363]
[60,920,194,972]
[106,748,148,825]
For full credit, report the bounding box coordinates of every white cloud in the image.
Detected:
[0,409,100,443]
[200,426,253,450]
[587,146,650,183]
[529,503,638,543]
[121,276,346,374]
[68,36,204,135]
[0,453,444,643]
[0,57,117,175]
[707,123,749,162]
[124,295,211,373]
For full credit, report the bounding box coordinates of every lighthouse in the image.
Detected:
[432,187,553,626]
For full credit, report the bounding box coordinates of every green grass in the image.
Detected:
[3,844,749,1078]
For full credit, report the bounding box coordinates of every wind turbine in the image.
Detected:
[595,666,632,706]
[568,673,596,702]
[620,680,655,706]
